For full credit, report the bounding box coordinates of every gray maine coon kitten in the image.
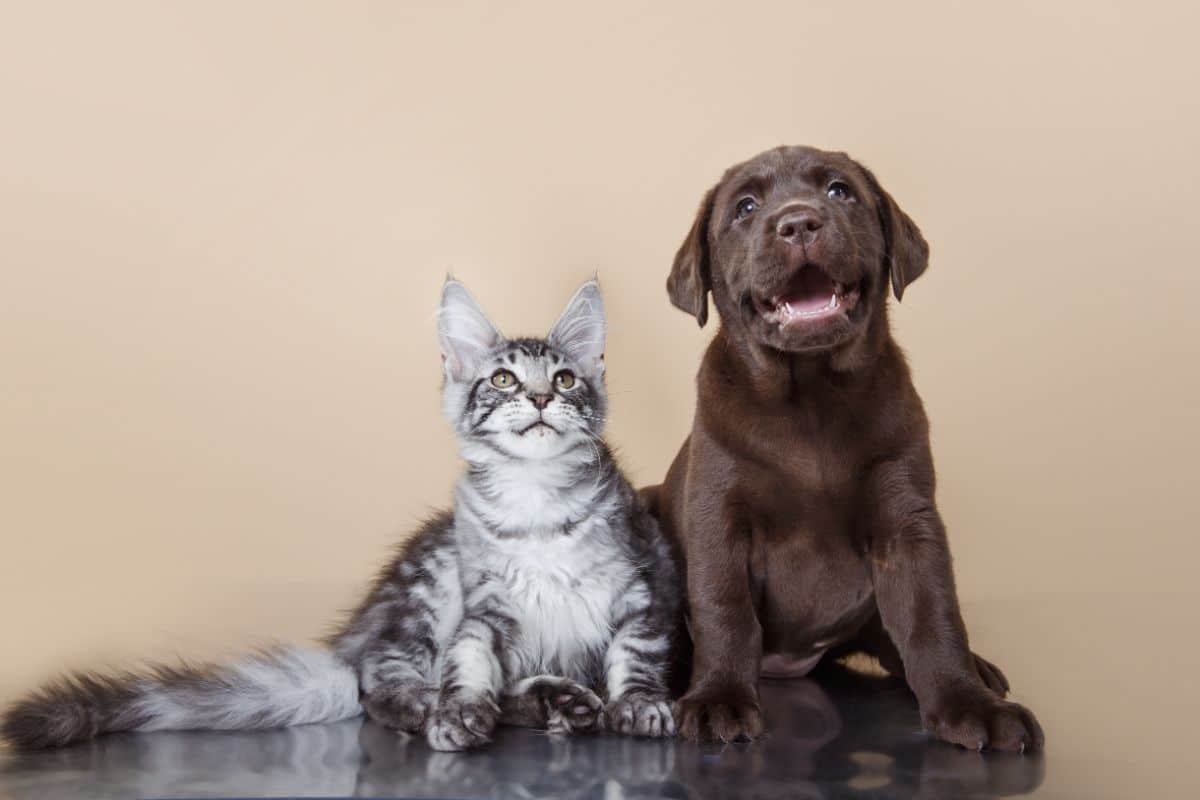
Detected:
[2,278,680,752]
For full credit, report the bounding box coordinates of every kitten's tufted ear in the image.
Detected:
[548,279,606,377]
[437,278,504,381]
[667,185,716,327]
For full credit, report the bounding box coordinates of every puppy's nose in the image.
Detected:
[528,392,553,410]
[776,210,824,246]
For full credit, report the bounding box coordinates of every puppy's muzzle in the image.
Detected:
[774,205,825,249]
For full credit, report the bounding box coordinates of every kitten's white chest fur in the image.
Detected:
[462,454,599,534]
[490,520,627,680]
[452,436,633,683]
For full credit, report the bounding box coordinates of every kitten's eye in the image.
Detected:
[490,369,517,389]
[554,370,576,390]
[734,197,759,220]
[826,181,853,201]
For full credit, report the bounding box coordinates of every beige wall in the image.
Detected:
[1,0,1197,710]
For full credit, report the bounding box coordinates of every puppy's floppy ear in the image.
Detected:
[864,169,930,301]
[667,185,717,327]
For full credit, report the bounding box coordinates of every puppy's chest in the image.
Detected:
[750,518,874,651]
[787,430,873,489]
[734,408,873,495]
[491,525,628,671]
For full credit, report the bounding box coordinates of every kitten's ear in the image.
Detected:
[437,279,503,381]
[548,279,605,376]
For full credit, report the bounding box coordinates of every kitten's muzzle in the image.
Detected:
[517,418,559,436]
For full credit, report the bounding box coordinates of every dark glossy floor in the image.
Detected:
[5,592,1198,799]
[0,667,1046,800]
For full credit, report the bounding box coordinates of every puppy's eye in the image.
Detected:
[554,370,576,390]
[490,369,517,389]
[734,197,760,220]
[826,181,853,201]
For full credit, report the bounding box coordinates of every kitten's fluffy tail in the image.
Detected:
[1,646,361,750]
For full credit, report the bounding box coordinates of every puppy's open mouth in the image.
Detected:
[758,266,860,326]
[517,421,559,436]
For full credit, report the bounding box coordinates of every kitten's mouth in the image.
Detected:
[756,266,860,327]
[517,420,559,436]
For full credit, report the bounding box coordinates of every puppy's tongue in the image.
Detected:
[775,267,838,314]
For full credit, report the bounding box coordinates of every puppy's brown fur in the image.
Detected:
[644,146,1043,752]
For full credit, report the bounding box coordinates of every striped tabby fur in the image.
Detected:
[2,278,680,752]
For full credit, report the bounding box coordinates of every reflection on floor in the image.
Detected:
[0,665,1044,799]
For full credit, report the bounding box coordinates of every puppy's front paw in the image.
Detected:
[606,693,675,738]
[923,684,1044,753]
[674,684,763,743]
[425,693,500,752]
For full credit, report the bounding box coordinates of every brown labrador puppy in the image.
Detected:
[643,145,1043,752]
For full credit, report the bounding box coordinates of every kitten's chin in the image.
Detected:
[490,426,589,461]
[501,430,568,460]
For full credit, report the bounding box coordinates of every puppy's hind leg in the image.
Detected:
[970,652,1010,697]
[838,611,1011,697]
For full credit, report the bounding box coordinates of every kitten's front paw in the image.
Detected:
[605,693,676,738]
[426,693,500,751]
[363,684,437,734]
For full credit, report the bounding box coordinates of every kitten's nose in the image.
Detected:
[528,392,553,410]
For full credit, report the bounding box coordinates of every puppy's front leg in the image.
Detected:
[674,500,764,742]
[867,450,1044,752]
